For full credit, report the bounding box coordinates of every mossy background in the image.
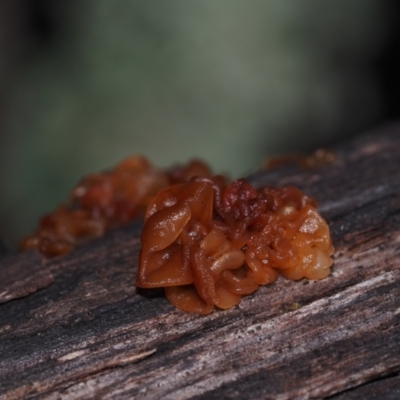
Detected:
[0,0,399,247]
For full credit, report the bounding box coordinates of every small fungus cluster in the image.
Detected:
[137,176,334,314]
[266,149,336,170]
[21,154,334,315]
[21,157,213,257]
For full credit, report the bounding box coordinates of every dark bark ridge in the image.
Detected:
[1,122,400,399]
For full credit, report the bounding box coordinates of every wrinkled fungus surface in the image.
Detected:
[21,157,214,258]
[21,153,334,315]
[137,177,334,314]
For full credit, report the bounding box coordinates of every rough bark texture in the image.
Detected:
[1,123,400,399]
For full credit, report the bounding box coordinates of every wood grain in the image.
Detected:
[1,123,400,399]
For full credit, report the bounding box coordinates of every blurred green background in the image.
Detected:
[0,0,399,247]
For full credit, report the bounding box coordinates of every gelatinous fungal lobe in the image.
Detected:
[137,178,334,314]
[266,149,336,170]
[165,159,214,185]
[21,157,214,258]
[237,186,334,282]
[71,156,168,226]
[137,179,258,314]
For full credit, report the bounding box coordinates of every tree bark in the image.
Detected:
[1,123,400,399]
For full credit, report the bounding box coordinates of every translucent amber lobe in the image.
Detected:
[21,157,214,258]
[166,159,214,184]
[137,178,334,314]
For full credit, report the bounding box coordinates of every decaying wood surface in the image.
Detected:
[1,123,400,399]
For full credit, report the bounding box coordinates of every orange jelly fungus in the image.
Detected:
[21,157,214,258]
[137,177,334,314]
[266,149,336,170]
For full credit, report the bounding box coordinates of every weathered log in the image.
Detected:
[1,123,400,399]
